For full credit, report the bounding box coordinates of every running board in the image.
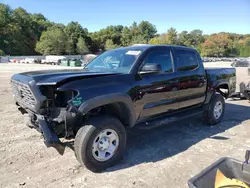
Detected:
[136,107,203,130]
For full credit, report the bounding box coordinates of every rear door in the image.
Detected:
[173,48,207,109]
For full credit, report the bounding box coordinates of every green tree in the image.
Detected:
[166,27,178,44]
[130,22,139,36]
[31,13,51,39]
[0,4,12,54]
[91,25,123,50]
[137,21,157,42]
[131,35,147,45]
[238,38,250,57]
[11,7,38,55]
[64,21,88,54]
[36,26,68,55]
[178,31,190,46]
[178,30,205,50]
[121,26,132,46]
[0,5,50,55]
[0,49,5,55]
[189,29,205,47]
[201,33,232,57]
[65,39,74,54]
[149,28,178,45]
[105,39,118,50]
[149,36,167,44]
[77,36,89,54]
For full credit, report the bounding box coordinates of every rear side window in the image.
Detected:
[175,49,199,71]
[143,50,173,73]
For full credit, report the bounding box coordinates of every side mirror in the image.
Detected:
[139,63,162,74]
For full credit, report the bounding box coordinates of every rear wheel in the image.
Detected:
[204,93,225,125]
[74,116,127,172]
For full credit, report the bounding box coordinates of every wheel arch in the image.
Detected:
[205,82,229,104]
[78,94,136,127]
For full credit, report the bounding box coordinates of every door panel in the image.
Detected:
[178,71,206,108]
[174,49,207,109]
[138,73,179,119]
[133,47,179,121]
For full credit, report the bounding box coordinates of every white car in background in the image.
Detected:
[41,56,66,65]
[21,58,36,64]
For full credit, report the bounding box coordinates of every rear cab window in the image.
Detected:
[174,49,199,71]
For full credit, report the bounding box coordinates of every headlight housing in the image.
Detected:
[39,85,78,108]
[55,90,78,107]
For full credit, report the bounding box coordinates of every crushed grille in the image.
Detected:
[11,80,36,108]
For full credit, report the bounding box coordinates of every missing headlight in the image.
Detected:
[40,85,55,99]
[55,90,78,107]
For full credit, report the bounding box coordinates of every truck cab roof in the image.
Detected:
[115,44,197,52]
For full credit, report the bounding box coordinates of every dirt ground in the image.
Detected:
[1,63,250,188]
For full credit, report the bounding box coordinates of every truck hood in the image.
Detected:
[15,69,121,86]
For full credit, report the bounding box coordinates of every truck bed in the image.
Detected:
[205,67,236,96]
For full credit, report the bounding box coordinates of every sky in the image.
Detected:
[2,0,250,34]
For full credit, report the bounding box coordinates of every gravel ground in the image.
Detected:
[0,63,250,188]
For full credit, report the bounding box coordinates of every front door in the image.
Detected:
[135,47,179,121]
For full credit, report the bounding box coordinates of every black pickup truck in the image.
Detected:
[11,45,236,172]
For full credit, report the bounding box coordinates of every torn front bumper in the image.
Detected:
[36,115,65,155]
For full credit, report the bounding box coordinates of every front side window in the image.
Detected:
[175,50,199,71]
[85,48,143,73]
[143,50,173,73]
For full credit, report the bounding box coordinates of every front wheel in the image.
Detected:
[204,93,225,125]
[74,116,127,172]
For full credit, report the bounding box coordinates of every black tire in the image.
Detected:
[204,93,225,125]
[74,116,127,172]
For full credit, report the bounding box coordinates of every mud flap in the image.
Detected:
[37,115,65,155]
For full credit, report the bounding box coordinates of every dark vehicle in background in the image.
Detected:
[231,60,250,67]
[11,45,236,172]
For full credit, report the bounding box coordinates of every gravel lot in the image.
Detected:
[1,63,250,188]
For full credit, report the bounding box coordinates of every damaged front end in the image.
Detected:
[13,80,82,154]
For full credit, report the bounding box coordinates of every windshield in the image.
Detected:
[85,48,143,73]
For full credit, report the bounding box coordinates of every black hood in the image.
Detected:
[12,69,120,86]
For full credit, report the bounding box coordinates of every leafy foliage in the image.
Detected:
[0,49,5,55]
[238,38,250,57]
[36,26,68,55]
[105,39,118,50]
[0,4,51,55]
[77,36,89,54]
[0,3,250,57]
[64,22,88,54]
[166,27,178,45]
[201,33,233,57]
[137,21,157,43]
